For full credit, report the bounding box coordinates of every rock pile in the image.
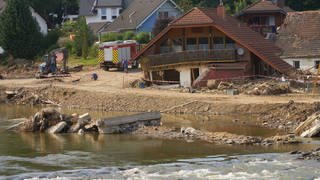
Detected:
[8,108,98,134]
[258,101,320,130]
[292,147,320,161]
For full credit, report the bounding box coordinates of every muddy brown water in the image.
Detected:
[0,104,320,179]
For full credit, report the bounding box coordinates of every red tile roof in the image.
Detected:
[276,11,320,58]
[134,7,292,73]
[238,0,288,15]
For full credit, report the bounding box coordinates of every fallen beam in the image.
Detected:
[97,112,161,134]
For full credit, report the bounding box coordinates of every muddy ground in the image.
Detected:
[0,69,319,132]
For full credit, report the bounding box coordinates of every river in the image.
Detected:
[0,105,319,179]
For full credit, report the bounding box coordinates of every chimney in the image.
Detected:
[277,0,285,8]
[217,0,225,19]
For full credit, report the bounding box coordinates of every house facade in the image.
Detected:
[79,0,124,33]
[276,11,320,73]
[133,6,292,88]
[0,0,48,35]
[237,0,292,37]
[101,0,181,34]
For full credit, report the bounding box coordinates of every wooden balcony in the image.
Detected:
[146,49,237,67]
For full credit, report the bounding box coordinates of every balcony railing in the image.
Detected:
[146,49,236,67]
[249,25,276,34]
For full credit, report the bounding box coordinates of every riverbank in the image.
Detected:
[0,69,319,133]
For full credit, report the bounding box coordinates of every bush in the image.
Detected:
[135,32,150,44]
[123,31,136,40]
[89,44,99,58]
[101,32,123,42]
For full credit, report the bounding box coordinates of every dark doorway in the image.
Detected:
[191,68,200,85]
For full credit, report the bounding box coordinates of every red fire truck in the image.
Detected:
[99,40,139,71]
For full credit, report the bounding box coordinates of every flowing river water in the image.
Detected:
[0,105,320,179]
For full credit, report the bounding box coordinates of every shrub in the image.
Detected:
[89,44,99,58]
[135,32,150,44]
[123,31,136,40]
[101,32,123,42]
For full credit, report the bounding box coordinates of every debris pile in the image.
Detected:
[258,101,320,130]
[5,89,61,106]
[243,81,291,95]
[133,126,301,145]
[7,108,98,134]
[7,108,161,135]
[294,112,320,138]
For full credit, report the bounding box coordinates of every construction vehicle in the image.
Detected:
[98,40,139,71]
[36,47,70,78]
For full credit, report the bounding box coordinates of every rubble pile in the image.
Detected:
[8,108,98,134]
[294,112,320,138]
[133,126,302,145]
[243,81,291,95]
[5,88,60,106]
[258,101,320,130]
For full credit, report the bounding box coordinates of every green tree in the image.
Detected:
[76,17,91,59]
[178,0,193,12]
[0,0,43,59]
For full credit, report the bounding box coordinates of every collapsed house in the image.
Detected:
[133,6,292,88]
[276,11,320,73]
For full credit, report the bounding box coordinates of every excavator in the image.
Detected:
[36,47,70,78]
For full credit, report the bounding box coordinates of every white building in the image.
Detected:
[79,0,124,33]
[276,11,320,73]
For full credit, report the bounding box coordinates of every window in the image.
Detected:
[186,38,197,51]
[101,8,107,20]
[315,61,320,69]
[293,61,300,69]
[158,11,169,19]
[213,37,224,49]
[111,8,117,19]
[225,36,235,49]
[199,37,209,50]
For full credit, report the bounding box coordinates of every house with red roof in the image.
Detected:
[133,5,292,88]
[237,0,293,37]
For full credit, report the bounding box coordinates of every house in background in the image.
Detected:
[101,0,181,34]
[237,0,293,38]
[0,0,48,35]
[276,11,320,73]
[133,6,292,88]
[79,0,126,33]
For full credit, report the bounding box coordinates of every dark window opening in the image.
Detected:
[186,38,197,51]
[112,16,117,19]
[293,61,300,69]
[213,37,224,49]
[225,36,235,49]
[164,69,180,82]
[158,11,169,19]
[199,37,209,50]
[172,38,182,52]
